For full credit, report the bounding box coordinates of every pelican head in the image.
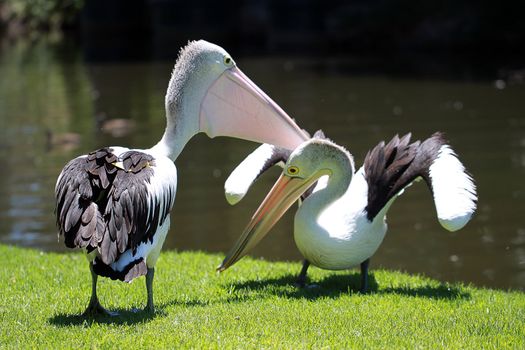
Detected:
[218,138,354,271]
[154,40,309,160]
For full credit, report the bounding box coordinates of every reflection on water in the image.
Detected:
[0,38,524,291]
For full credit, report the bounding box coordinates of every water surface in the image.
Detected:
[0,39,523,290]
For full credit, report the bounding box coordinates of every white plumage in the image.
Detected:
[219,133,477,292]
[429,145,477,231]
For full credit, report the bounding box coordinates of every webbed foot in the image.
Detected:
[82,300,119,317]
[295,277,307,288]
[295,260,311,288]
[130,304,155,314]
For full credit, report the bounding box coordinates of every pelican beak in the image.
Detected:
[200,66,309,150]
[218,173,316,272]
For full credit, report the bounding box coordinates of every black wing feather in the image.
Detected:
[55,147,174,266]
[364,132,447,221]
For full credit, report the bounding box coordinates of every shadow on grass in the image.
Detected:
[379,285,471,299]
[48,294,260,326]
[225,272,376,300]
[48,274,470,325]
[48,308,161,326]
[48,298,210,326]
[226,273,470,301]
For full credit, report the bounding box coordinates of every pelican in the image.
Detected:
[55,40,309,316]
[218,133,477,292]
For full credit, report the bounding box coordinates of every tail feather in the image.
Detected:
[92,257,147,282]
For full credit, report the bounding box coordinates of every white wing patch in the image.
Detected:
[429,145,477,231]
[225,144,283,205]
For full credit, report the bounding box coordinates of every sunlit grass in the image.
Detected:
[1,244,523,348]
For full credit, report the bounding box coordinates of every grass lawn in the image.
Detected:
[1,244,523,349]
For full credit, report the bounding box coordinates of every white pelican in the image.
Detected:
[218,133,477,292]
[55,40,309,316]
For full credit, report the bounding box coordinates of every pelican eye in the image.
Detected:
[224,56,233,66]
[287,166,300,176]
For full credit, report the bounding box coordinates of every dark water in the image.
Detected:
[1,39,524,291]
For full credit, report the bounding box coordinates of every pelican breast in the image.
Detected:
[294,169,388,270]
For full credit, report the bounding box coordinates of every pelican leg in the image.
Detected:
[82,262,117,317]
[295,260,311,288]
[360,259,370,294]
[144,267,155,313]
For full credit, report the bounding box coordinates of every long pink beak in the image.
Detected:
[217,173,317,272]
[200,66,309,150]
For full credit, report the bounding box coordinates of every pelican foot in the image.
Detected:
[294,280,307,288]
[144,304,155,314]
[82,301,119,318]
[294,281,306,289]
[130,305,155,314]
[295,260,311,289]
[295,281,319,289]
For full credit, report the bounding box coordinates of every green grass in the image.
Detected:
[1,244,523,349]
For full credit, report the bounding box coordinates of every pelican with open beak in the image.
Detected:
[55,40,309,316]
[218,133,477,293]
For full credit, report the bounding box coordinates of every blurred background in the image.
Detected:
[0,0,524,291]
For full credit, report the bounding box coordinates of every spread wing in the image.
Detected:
[55,148,177,265]
[363,132,476,230]
[224,130,323,205]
